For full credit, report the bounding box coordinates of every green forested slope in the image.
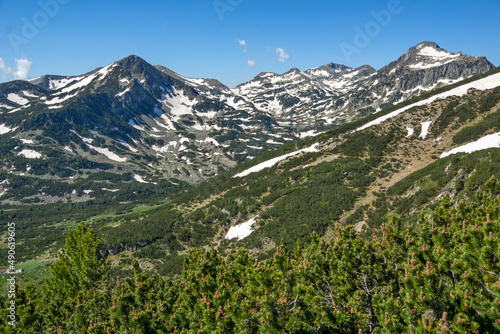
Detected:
[1,179,499,333]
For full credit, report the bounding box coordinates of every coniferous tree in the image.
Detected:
[45,223,110,297]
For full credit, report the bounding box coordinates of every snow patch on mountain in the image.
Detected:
[440,132,500,158]
[87,144,127,162]
[406,127,414,137]
[116,87,132,97]
[21,90,38,98]
[344,70,360,78]
[299,130,321,138]
[48,77,81,90]
[0,124,15,134]
[409,46,462,70]
[133,174,148,183]
[309,69,331,77]
[234,143,320,178]
[57,64,116,95]
[162,89,195,117]
[419,121,432,139]
[45,92,79,105]
[204,137,219,146]
[119,141,138,153]
[225,216,259,240]
[0,103,13,110]
[18,149,42,159]
[59,74,96,94]
[7,93,29,105]
[102,188,120,192]
[418,46,460,60]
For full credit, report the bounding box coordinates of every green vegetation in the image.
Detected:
[0,179,190,264]
[435,86,500,134]
[452,88,500,144]
[1,180,499,333]
[383,149,500,227]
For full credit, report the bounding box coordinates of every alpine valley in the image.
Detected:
[0,41,499,296]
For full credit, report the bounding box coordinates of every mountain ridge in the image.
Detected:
[0,41,495,207]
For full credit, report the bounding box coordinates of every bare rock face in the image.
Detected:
[381,42,494,92]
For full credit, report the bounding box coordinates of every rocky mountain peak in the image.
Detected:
[114,55,165,83]
[325,62,351,71]
[379,41,494,76]
[306,62,354,78]
[287,67,303,73]
[355,65,377,75]
[408,41,462,61]
[115,54,150,69]
[413,41,441,51]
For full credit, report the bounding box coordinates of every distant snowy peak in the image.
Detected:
[226,41,494,128]
[254,71,279,80]
[234,68,310,95]
[306,63,363,79]
[382,41,494,74]
[408,42,463,70]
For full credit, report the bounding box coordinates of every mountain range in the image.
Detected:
[0,41,495,206]
[1,38,500,334]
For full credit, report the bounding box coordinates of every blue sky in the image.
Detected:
[0,0,499,88]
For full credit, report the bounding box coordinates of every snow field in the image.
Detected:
[441,132,500,158]
[225,216,259,240]
[234,143,320,177]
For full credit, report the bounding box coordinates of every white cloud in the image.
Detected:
[247,59,256,68]
[0,57,32,80]
[276,48,290,63]
[236,39,248,53]
[13,58,32,80]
